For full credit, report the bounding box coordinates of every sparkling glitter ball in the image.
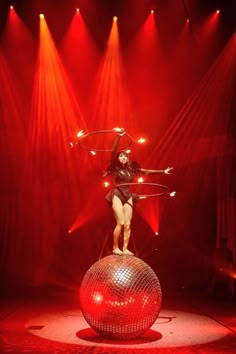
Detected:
[80,255,162,339]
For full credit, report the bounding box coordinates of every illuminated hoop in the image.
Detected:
[76,130,133,152]
[116,183,170,198]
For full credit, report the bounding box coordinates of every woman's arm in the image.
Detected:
[103,128,125,176]
[139,167,173,175]
[111,128,125,159]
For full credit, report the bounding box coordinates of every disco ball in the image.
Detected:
[80,255,162,339]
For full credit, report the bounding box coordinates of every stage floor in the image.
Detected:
[0,287,236,353]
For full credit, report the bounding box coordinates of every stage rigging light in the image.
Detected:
[113,16,118,22]
[151,10,154,14]
[39,14,44,19]
[10,5,14,10]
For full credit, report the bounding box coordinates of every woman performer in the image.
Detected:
[104,128,172,255]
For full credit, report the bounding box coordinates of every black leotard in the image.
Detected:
[106,164,139,205]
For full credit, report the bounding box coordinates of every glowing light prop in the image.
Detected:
[70,129,133,152]
[115,182,173,198]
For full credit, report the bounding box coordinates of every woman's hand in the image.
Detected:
[164,167,173,174]
[113,127,126,136]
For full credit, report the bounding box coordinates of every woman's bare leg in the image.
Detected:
[123,198,133,255]
[112,196,124,254]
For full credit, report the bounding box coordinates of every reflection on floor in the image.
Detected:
[0,286,236,353]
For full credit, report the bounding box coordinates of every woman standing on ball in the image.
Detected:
[104,128,172,256]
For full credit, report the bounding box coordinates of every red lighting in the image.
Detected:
[104,181,110,188]
[39,14,44,19]
[76,8,80,14]
[113,16,118,22]
[186,18,190,23]
[216,9,220,14]
[10,5,14,10]
[155,231,159,236]
[150,10,154,14]
[138,177,144,183]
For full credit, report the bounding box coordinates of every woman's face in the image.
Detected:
[118,152,129,165]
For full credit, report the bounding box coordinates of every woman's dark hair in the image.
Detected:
[115,150,129,159]
[104,150,140,176]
